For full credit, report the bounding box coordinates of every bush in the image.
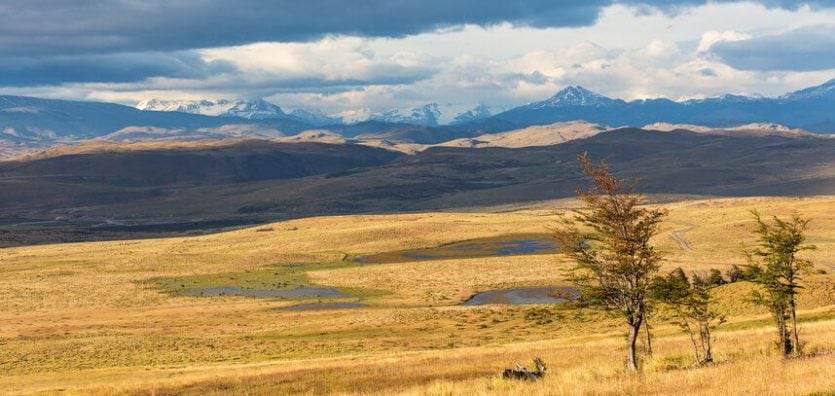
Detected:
[705,269,726,286]
[726,265,744,283]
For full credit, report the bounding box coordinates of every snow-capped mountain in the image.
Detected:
[682,93,765,105]
[492,80,835,133]
[136,98,445,126]
[289,108,342,126]
[333,108,378,124]
[375,103,441,126]
[323,104,443,126]
[451,105,495,125]
[0,95,313,144]
[532,86,624,108]
[117,79,835,133]
[780,78,835,101]
[136,98,287,119]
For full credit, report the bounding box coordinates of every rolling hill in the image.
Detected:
[0,140,402,188]
[1,127,834,245]
[436,121,608,149]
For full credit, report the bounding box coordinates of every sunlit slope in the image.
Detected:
[0,196,833,394]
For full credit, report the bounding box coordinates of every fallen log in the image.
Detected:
[502,357,547,381]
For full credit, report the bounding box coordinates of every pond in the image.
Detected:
[355,234,558,263]
[280,302,365,311]
[462,286,577,306]
[185,286,347,298]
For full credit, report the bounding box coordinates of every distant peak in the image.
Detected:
[451,104,494,124]
[374,103,441,126]
[781,77,835,100]
[540,85,616,107]
[135,98,285,119]
[558,85,597,96]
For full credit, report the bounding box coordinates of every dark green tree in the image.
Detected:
[651,268,726,365]
[744,211,815,357]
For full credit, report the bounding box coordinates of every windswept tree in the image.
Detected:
[744,211,815,357]
[553,153,667,371]
[652,268,726,365]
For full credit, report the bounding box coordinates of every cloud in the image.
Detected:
[710,24,835,71]
[0,52,236,86]
[2,0,835,113]
[696,31,752,53]
[630,0,835,14]
[0,0,603,57]
[198,39,439,90]
[0,1,832,57]
[0,37,438,90]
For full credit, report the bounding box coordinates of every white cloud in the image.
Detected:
[697,30,752,53]
[3,1,835,116]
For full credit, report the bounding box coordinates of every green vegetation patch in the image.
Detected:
[148,261,383,299]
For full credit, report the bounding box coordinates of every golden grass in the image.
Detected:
[0,195,833,394]
[79,317,835,396]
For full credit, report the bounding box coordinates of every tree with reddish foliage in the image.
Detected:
[553,153,667,372]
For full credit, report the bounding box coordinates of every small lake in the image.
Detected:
[280,302,365,311]
[185,286,346,298]
[355,234,558,264]
[462,286,577,306]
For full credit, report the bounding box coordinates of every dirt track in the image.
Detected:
[670,223,696,252]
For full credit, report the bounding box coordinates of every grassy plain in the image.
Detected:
[0,195,834,395]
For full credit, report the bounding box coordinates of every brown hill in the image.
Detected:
[0,140,402,189]
[1,128,834,246]
[437,121,607,149]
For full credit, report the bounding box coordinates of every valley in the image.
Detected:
[2,103,834,396]
[4,2,835,395]
[1,196,833,394]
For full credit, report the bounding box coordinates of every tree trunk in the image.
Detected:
[644,319,653,357]
[777,309,792,357]
[687,329,700,364]
[677,310,700,364]
[700,322,713,363]
[626,319,642,371]
[789,298,801,356]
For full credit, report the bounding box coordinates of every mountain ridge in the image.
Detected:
[126,78,835,131]
[2,78,835,160]
[2,127,834,246]
[492,79,835,133]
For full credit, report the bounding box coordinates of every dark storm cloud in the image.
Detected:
[1,0,832,57]
[0,52,237,86]
[0,0,607,57]
[0,0,833,88]
[710,24,835,71]
[632,0,835,12]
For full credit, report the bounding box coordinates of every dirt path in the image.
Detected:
[670,223,696,252]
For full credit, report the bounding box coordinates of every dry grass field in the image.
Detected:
[1,195,834,395]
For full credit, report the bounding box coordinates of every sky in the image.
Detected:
[1,0,835,119]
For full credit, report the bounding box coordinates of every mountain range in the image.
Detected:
[2,78,835,159]
[493,81,835,133]
[130,79,835,132]
[136,98,289,120]
[138,99,452,127]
